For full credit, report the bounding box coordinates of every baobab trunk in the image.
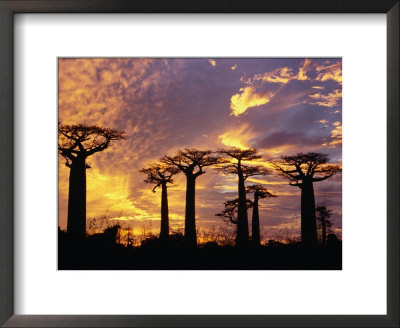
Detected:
[300,179,318,246]
[236,171,249,246]
[251,195,260,246]
[160,182,169,240]
[67,158,87,241]
[184,175,197,246]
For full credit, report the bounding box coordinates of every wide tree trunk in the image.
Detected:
[184,174,197,246]
[160,182,169,240]
[67,157,87,241]
[300,180,318,246]
[251,195,260,246]
[236,169,249,246]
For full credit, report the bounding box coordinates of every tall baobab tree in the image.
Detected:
[58,123,126,241]
[272,152,341,246]
[316,206,333,245]
[139,163,180,240]
[161,148,223,246]
[218,148,271,246]
[246,184,277,246]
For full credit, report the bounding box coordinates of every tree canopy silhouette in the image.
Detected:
[272,152,341,246]
[58,123,126,240]
[217,148,271,246]
[161,148,224,246]
[216,198,254,225]
[140,163,179,240]
[246,184,277,246]
[316,206,333,245]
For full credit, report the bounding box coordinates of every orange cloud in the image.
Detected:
[58,58,156,129]
[208,59,216,66]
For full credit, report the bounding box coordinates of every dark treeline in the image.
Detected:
[58,123,342,270]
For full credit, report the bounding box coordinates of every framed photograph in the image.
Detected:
[57,56,343,271]
[0,1,398,327]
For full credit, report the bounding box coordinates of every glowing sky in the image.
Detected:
[58,58,342,242]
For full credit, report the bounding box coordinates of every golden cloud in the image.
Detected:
[322,122,342,148]
[315,62,342,83]
[219,134,248,149]
[253,67,296,84]
[297,58,312,81]
[330,124,342,145]
[308,89,342,107]
[230,86,272,116]
[247,59,313,86]
[218,124,256,149]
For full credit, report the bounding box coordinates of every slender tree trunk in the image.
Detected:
[184,174,197,246]
[251,195,260,246]
[321,218,327,245]
[67,157,87,241]
[300,180,318,246]
[236,168,249,246]
[160,182,169,240]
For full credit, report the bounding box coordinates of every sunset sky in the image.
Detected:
[58,58,342,243]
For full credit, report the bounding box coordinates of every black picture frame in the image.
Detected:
[0,1,398,327]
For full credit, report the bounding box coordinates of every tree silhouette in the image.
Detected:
[218,148,271,246]
[161,148,224,246]
[140,163,180,240]
[246,184,277,246]
[58,123,125,241]
[216,198,254,226]
[272,152,341,246]
[316,206,333,245]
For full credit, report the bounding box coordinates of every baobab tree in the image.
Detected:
[218,148,271,246]
[161,148,223,246]
[139,163,179,240]
[272,152,341,247]
[246,184,277,246]
[58,123,126,241]
[216,198,254,226]
[316,206,333,245]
